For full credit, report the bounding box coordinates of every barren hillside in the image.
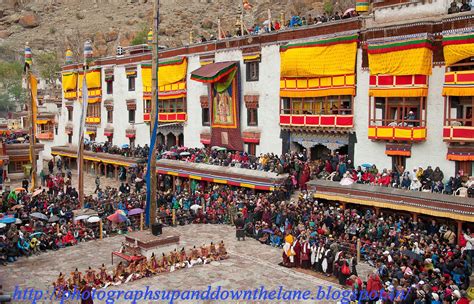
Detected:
[0,0,354,61]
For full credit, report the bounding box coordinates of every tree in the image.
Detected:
[0,60,27,113]
[324,0,334,15]
[131,25,149,46]
[36,52,61,87]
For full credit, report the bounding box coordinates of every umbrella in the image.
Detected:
[107,210,127,223]
[30,212,48,221]
[0,223,5,229]
[401,250,423,261]
[128,208,144,216]
[135,177,143,183]
[73,208,98,217]
[16,137,25,142]
[163,151,177,156]
[15,218,22,224]
[48,215,60,223]
[340,177,354,186]
[190,204,202,212]
[216,147,227,152]
[262,229,274,234]
[32,189,43,197]
[122,144,130,149]
[11,204,24,210]
[211,146,222,151]
[14,187,26,193]
[74,215,90,222]
[87,216,101,223]
[29,232,44,238]
[343,8,355,16]
[361,163,373,168]
[0,215,16,224]
[180,152,191,156]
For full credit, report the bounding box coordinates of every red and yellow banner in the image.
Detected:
[443,31,474,66]
[369,75,428,97]
[280,34,358,77]
[368,35,433,76]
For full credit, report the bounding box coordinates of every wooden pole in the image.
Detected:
[172,209,176,226]
[356,238,361,263]
[99,220,103,239]
[189,31,193,45]
[140,213,144,231]
[267,9,272,32]
[148,0,159,227]
[217,18,221,40]
[56,223,60,235]
[25,43,37,191]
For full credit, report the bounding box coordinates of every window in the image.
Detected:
[246,61,259,82]
[128,76,135,91]
[445,96,473,127]
[86,103,101,118]
[371,97,426,127]
[107,109,113,123]
[247,108,258,126]
[107,135,112,144]
[144,99,151,114]
[68,134,72,144]
[106,81,113,94]
[8,161,28,173]
[280,96,353,115]
[247,143,257,155]
[129,138,135,149]
[67,108,73,121]
[128,109,135,123]
[37,123,53,135]
[89,134,96,142]
[158,98,186,113]
[202,107,210,126]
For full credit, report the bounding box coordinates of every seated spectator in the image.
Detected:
[460,0,471,11]
[449,0,460,13]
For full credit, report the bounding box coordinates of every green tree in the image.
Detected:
[131,25,149,46]
[323,0,334,15]
[0,60,27,112]
[36,52,61,87]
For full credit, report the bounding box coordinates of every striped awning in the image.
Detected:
[191,61,238,83]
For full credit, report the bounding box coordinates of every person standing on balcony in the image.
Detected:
[405,111,416,127]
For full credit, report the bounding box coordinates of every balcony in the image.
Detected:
[36,132,54,141]
[368,125,427,141]
[443,126,474,142]
[144,112,187,123]
[279,114,353,128]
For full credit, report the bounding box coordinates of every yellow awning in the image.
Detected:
[280,35,358,77]
[369,88,428,97]
[442,86,474,96]
[36,119,50,125]
[62,72,77,92]
[78,69,101,90]
[369,47,433,76]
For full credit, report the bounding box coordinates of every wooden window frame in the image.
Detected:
[106,81,113,95]
[202,107,210,126]
[444,96,474,127]
[247,108,258,126]
[128,76,136,92]
[246,61,259,82]
[86,103,101,118]
[280,96,353,115]
[128,109,135,123]
[370,97,426,127]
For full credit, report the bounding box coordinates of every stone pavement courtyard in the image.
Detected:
[0,224,372,304]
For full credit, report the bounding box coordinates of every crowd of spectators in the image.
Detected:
[198,9,359,42]
[1,151,473,302]
[311,152,474,197]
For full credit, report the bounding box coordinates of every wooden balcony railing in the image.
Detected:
[143,112,187,123]
[279,114,353,128]
[368,125,427,141]
[443,126,474,142]
[36,132,54,140]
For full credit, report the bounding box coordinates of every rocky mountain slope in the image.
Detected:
[0,0,354,61]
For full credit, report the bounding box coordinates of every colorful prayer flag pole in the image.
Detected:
[25,43,37,192]
[78,40,92,208]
